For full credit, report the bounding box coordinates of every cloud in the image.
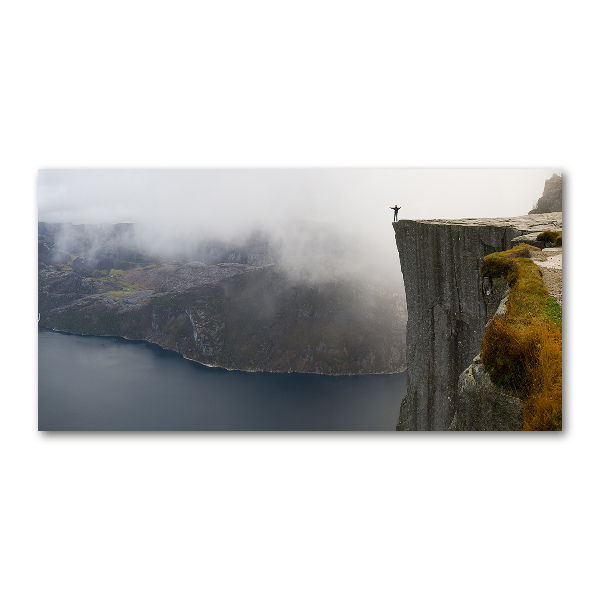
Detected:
[38,168,558,285]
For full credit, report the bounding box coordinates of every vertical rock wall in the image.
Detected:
[393,214,562,431]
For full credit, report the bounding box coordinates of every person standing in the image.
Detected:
[390,205,401,221]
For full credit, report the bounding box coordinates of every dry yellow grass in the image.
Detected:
[481,244,562,430]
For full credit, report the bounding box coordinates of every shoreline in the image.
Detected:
[38,326,407,377]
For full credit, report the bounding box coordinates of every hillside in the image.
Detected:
[38,222,407,375]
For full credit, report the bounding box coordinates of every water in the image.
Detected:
[38,329,406,431]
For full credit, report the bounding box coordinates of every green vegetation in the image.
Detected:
[480,244,532,285]
[56,255,76,272]
[85,267,148,297]
[89,268,122,282]
[104,280,146,297]
[480,244,562,430]
[544,297,562,332]
[536,230,562,247]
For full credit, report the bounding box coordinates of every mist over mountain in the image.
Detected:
[39,218,401,282]
[38,220,407,375]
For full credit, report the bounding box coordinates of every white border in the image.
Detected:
[3,2,597,599]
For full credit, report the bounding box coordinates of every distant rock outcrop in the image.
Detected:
[529,173,562,214]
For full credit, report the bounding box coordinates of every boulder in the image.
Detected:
[454,355,523,431]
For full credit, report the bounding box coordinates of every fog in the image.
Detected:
[38,168,558,283]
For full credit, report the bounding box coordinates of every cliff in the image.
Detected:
[393,213,562,430]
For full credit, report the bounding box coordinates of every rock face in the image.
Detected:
[454,355,523,430]
[393,213,562,430]
[529,173,562,214]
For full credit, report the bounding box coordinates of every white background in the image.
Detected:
[2,1,598,599]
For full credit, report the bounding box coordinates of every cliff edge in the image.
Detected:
[393,213,562,431]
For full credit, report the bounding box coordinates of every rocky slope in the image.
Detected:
[529,173,562,214]
[39,222,407,375]
[393,213,562,430]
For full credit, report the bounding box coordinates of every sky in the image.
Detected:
[38,168,557,227]
[38,168,558,280]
